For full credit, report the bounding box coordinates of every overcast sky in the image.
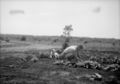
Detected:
[0,0,120,39]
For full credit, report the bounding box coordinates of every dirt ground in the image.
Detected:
[0,35,120,84]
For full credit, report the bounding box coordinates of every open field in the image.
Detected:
[0,34,120,84]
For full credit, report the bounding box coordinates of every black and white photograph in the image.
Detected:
[0,0,120,84]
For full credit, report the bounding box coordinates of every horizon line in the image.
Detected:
[1,33,120,40]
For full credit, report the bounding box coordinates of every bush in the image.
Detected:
[53,39,59,43]
[84,41,88,44]
[37,53,49,59]
[112,43,115,46]
[77,45,84,50]
[5,38,10,42]
[21,36,26,41]
[0,36,4,40]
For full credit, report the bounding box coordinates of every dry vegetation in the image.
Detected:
[0,34,120,84]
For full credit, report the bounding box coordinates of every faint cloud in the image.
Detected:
[10,10,24,15]
[93,7,101,13]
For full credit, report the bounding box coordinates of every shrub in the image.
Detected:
[37,53,49,59]
[0,36,4,40]
[84,41,88,44]
[53,39,59,43]
[112,43,115,46]
[77,45,84,50]
[5,38,10,42]
[21,36,26,41]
